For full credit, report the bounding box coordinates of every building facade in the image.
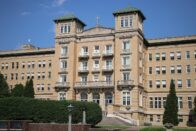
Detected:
[0,6,195,126]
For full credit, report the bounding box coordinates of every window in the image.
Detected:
[156,53,160,61]
[156,66,160,74]
[81,92,88,102]
[61,60,67,69]
[149,67,152,74]
[162,66,166,74]
[122,56,130,66]
[93,93,100,104]
[59,92,66,100]
[12,62,14,69]
[21,73,24,80]
[106,59,112,69]
[28,61,31,68]
[106,45,112,53]
[61,46,68,56]
[139,43,142,52]
[150,115,153,122]
[186,51,190,59]
[170,52,174,60]
[178,115,183,122]
[48,71,51,79]
[149,53,152,61]
[122,72,129,81]
[36,84,40,92]
[41,84,44,91]
[186,65,191,73]
[5,63,8,69]
[94,45,99,52]
[42,61,46,68]
[27,73,30,79]
[162,53,166,60]
[157,115,161,122]
[42,72,45,79]
[120,16,133,28]
[139,91,143,107]
[178,97,183,109]
[22,62,25,68]
[122,41,130,50]
[60,75,67,82]
[15,73,18,80]
[81,47,88,55]
[163,97,166,108]
[81,61,88,70]
[11,73,14,80]
[93,74,99,81]
[122,91,131,105]
[1,63,4,70]
[105,92,113,105]
[4,74,7,80]
[156,80,160,88]
[170,66,175,74]
[32,61,35,68]
[188,97,192,109]
[48,84,51,91]
[149,80,152,88]
[162,80,166,88]
[194,50,196,59]
[93,60,99,69]
[139,58,142,67]
[105,75,112,82]
[177,65,182,73]
[81,75,87,83]
[31,72,34,79]
[177,52,181,60]
[48,60,52,68]
[37,72,41,79]
[155,97,162,108]
[150,97,153,108]
[16,62,19,69]
[60,23,71,33]
[186,79,191,88]
[38,61,42,68]
[177,79,182,88]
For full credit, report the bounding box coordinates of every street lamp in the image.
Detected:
[82,107,86,124]
[67,104,74,131]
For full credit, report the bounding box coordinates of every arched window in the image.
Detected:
[80,92,88,102]
[93,93,100,104]
[105,92,113,106]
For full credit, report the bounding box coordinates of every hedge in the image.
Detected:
[0,97,102,126]
[140,127,166,131]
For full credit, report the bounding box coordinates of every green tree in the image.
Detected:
[163,79,179,126]
[193,96,196,122]
[11,84,24,97]
[0,73,9,97]
[24,79,34,98]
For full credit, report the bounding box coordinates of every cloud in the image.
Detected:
[21,11,31,16]
[54,0,67,7]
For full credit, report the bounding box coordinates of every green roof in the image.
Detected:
[113,5,146,20]
[54,14,86,26]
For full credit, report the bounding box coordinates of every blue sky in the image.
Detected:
[0,0,196,50]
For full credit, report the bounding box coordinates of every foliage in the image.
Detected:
[163,79,179,126]
[11,84,24,97]
[0,73,9,98]
[173,128,196,131]
[140,127,166,131]
[24,79,34,98]
[0,97,102,126]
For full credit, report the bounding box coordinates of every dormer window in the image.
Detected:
[121,15,133,28]
[60,23,71,33]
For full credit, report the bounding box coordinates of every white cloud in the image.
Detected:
[52,0,67,7]
[21,11,31,16]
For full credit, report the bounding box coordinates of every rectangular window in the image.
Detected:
[5,63,8,69]
[163,97,166,108]
[155,97,161,108]
[105,75,112,82]
[186,51,190,59]
[122,72,130,80]
[48,60,52,68]
[177,52,181,60]
[94,45,99,52]
[61,46,68,56]
[194,50,196,59]
[106,45,112,53]
[149,80,153,88]
[21,73,24,80]
[106,59,112,69]
[150,115,153,122]
[170,52,174,60]
[177,65,182,73]
[177,79,182,88]
[32,61,35,68]
[123,41,130,50]
[31,72,34,79]
[162,80,166,88]
[162,66,166,74]
[38,61,42,68]
[157,115,161,122]
[81,61,88,70]
[28,61,31,68]
[178,115,183,122]
[22,62,25,68]
[61,24,71,33]
[12,62,14,69]
[16,62,19,69]
[122,91,131,105]
[93,60,99,69]
[150,97,153,108]
[156,80,160,88]
[48,71,51,79]
[1,63,4,70]
[170,66,175,74]
[61,60,67,69]
[186,65,191,73]
[42,72,45,79]
[162,53,166,60]
[93,75,99,81]
[188,97,192,109]
[42,60,46,68]
[178,97,183,109]
[122,56,130,66]
[82,47,88,55]
[156,66,160,74]
[186,79,191,88]
[37,72,41,79]
[149,53,152,61]
[149,67,152,74]
[156,53,160,61]
[60,75,67,82]
[48,84,51,91]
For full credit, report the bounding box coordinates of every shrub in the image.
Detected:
[0,97,102,126]
[140,127,166,131]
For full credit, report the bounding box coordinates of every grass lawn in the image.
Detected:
[140,127,166,131]
[173,128,196,131]
[96,124,130,129]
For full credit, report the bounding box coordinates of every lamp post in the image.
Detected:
[82,107,86,124]
[67,104,74,131]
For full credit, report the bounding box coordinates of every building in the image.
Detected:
[0,5,195,126]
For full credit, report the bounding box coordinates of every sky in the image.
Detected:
[0,0,196,50]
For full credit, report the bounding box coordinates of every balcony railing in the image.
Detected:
[79,52,89,58]
[117,80,134,86]
[121,65,131,70]
[60,53,68,58]
[59,68,68,73]
[121,49,131,54]
[55,82,70,88]
[102,66,113,72]
[78,67,89,73]
[74,81,114,89]
[92,51,101,58]
[92,67,100,72]
[103,50,113,57]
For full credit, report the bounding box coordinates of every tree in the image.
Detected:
[24,79,34,98]
[0,73,9,97]
[163,79,179,126]
[193,96,196,122]
[11,84,24,97]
